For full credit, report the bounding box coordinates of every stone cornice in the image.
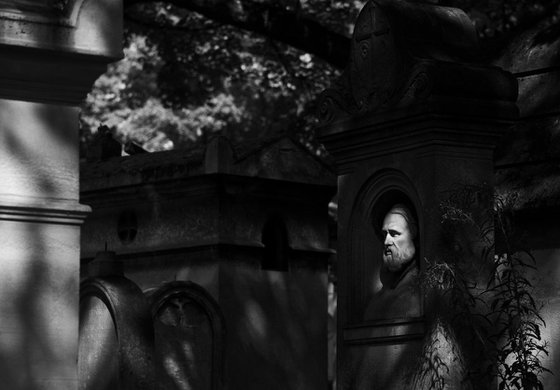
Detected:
[0,0,85,27]
[318,101,517,173]
[0,195,90,225]
[0,44,115,105]
[343,318,425,345]
[81,242,334,264]
[80,173,335,208]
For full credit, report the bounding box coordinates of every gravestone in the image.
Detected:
[79,252,155,390]
[318,0,518,388]
[79,295,119,390]
[148,281,225,390]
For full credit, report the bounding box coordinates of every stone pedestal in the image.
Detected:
[318,1,518,388]
[0,2,122,389]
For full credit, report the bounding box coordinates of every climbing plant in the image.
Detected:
[413,186,550,390]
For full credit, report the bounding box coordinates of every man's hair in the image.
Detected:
[385,204,418,239]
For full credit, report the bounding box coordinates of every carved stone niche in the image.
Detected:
[344,169,424,337]
[318,0,517,124]
[335,171,426,390]
[147,281,225,390]
[79,277,155,390]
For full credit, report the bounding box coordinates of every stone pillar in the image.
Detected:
[318,1,518,389]
[0,2,122,389]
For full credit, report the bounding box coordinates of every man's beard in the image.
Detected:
[383,246,416,272]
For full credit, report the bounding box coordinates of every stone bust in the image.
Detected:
[363,203,421,321]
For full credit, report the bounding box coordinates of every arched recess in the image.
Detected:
[261,214,290,272]
[346,168,424,324]
[79,277,156,390]
[148,281,225,390]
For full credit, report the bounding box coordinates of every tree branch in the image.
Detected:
[123,0,351,69]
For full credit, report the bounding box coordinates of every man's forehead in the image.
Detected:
[382,212,409,230]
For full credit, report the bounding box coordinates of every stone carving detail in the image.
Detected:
[318,78,357,123]
[0,0,85,26]
[150,281,225,390]
[318,0,481,123]
[363,203,421,321]
[396,68,433,109]
[349,1,403,113]
[79,277,156,390]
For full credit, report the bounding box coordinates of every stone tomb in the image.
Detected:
[318,0,517,388]
[80,136,336,390]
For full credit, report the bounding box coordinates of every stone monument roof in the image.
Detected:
[80,135,335,193]
[318,0,517,124]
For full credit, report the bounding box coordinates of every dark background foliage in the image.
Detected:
[80,0,560,156]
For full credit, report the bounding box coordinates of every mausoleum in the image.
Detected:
[79,135,336,390]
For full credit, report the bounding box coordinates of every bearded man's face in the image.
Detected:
[381,212,416,272]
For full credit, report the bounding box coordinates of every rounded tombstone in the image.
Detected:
[147,281,225,390]
[79,276,155,390]
[319,0,481,123]
[349,0,405,112]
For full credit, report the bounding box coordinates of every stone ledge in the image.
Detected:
[0,44,114,105]
[0,195,90,225]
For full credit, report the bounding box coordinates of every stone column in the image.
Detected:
[0,2,122,389]
[318,1,518,388]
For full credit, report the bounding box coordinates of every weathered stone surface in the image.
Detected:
[0,0,122,57]
[318,0,517,124]
[493,9,560,74]
[0,0,122,105]
[516,71,560,117]
[79,295,119,390]
[81,136,335,259]
[80,276,155,390]
[0,1,122,389]
[81,135,335,192]
[148,281,225,390]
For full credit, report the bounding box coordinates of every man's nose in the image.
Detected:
[384,235,392,246]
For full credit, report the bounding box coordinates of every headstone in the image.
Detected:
[79,254,155,390]
[148,281,225,390]
[79,295,119,390]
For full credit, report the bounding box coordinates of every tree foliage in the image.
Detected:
[80,0,560,155]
